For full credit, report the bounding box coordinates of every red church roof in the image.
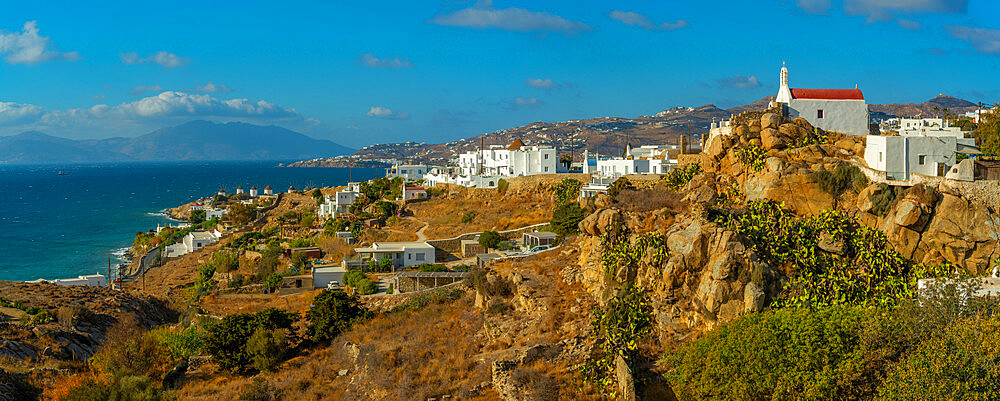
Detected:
[791,88,864,100]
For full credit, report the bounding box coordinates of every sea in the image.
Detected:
[0,161,375,282]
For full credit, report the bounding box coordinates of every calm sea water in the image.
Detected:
[0,161,375,282]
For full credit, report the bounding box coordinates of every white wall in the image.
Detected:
[402,247,435,267]
[789,99,869,135]
[865,135,968,179]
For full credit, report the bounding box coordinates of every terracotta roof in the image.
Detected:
[791,88,864,100]
[507,138,525,150]
[264,185,272,190]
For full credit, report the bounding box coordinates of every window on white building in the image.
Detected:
[817,110,824,119]
[879,152,882,162]
[408,253,412,260]
[544,154,549,159]
[416,253,425,261]
[918,155,926,165]
[544,167,549,172]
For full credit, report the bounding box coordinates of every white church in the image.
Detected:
[772,63,870,135]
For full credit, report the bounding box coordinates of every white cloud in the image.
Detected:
[897,19,921,30]
[366,106,410,120]
[506,97,542,110]
[794,0,831,14]
[717,75,761,89]
[608,11,689,31]
[525,78,560,90]
[845,0,967,20]
[0,21,79,64]
[194,82,233,93]
[429,0,593,35]
[0,102,44,125]
[131,84,163,95]
[120,51,190,68]
[359,53,414,69]
[947,25,1000,55]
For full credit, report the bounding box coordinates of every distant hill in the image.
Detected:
[0,121,352,165]
[292,94,981,166]
[868,95,978,118]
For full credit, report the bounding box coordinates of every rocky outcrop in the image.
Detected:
[0,281,175,363]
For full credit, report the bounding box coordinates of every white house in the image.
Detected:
[318,190,359,219]
[584,146,678,177]
[386,164,429,182]
[236,186,245,195]
[206,208,228,220]
[183,230,222,253]
[249,186,259,197]
[312,265,348,289]
[402,186,427,201]
[457,139,558,177]
[32,273,107,287]
[263,185,274,195]
[864,135,976,180]
[580,177,616,198]
[354,241,436,270]
[773,63,870,135]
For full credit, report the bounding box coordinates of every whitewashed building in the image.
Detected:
[249,186,259,197]
[402,186,427,201]
[31,274,107,287]
[318,190,359,219]
[386,164,429,182]
[773,63,870,135]
[457,139,558,177]
[864,135,977,180]
[353,241,436,270]
[206,208,228,220]
[263,185,274,195]
[183,230,222,253]
[583,146,679,177]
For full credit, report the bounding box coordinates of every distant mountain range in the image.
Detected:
[0,120,353,165]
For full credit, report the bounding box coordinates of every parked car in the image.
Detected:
[528,245,551,253]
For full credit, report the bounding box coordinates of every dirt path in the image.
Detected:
[411,217,429,241]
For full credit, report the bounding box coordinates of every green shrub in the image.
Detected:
[306,289,371,342]
[189,209,206,225]
[550,202,585,236]
[736,141,767,172]
[356,279,378,295]
[30,309,54,324]
[552,178,582,204]
[153,325,205,360]
[496,178,509,195]
[65,375,165,401]
[212,250,239,273]
[290,251,310,270]
[203,308,297,373]
[812,164,868,195]
[580,284,653,397]
[876,318,1000,400]
[665,306,880,401]
[869,184,898,216]
[417,264,448,272]
[478,230,502,250]
[90,318,167,378]
[461,211,477,224]
[712,200,937,308]
[660,163,702,191]
[247,327,287,372]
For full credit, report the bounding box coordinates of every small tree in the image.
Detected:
[228,202,257,225]
[551,202,585,236]
[291,251,310,271]
[306,290,371,342]
[479,231,502,251]
[189,210,206,225]
[247,327,287,372]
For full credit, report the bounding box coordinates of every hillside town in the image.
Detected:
[5,64,1000,400]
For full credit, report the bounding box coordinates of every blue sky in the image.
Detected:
[1,0,999,148]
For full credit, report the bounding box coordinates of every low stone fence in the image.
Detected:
[394,271,468,293]
[425,223,549,254]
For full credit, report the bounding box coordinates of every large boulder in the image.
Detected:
[578,208,624,237]
[894,200,922,227]
[760,128,788,150]
[761,113,781,129]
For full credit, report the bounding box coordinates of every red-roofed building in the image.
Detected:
[773,63,870,135]
[402,185,427,201]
